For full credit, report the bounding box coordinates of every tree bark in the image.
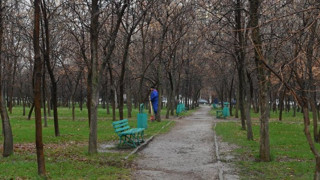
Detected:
[41,0,59,136]
[28,102,34,120]
[119,33,132,120]
[88,0,99,154]
[249,0,271,161]
[0,0,13,157]
[71,69,82,121]
[156,26,168,122]
[105,77,110,115]
[229,74,234,116]
[166,82,172,119]
[235,90,239,118]
[127,89,132,118]
[23,96,26,116]
[245,71,253,140]
[306,19,318,142]
[8,57,17,114]
[279,88,286,121]
[42,63,47,127]
[126,64,132,119]
[235,0,246,130]
[33,0,46,175]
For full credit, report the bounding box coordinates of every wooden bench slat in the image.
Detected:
[113,122,129,129]
[115,126,130,133]
[112,119,128,126]
[120,129,135,135]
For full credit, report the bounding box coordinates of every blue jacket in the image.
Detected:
[150,89,159,114]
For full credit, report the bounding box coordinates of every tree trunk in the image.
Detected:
[106,80,110,114]
[79,78,83,111]
[110,87,116,121]
[235,0,246,130]
[126,64,132,119]
[137,17,150,106]
[8,58,17,114]
[169,50,177,116]
[229,75,234,116]
[279,88,285,121]
[306,19,318,143]
[127,85,132,118]
[0,0,13,156]
[249,0,271,162]
[311,102,319,142]
[245,71,253,140]
[245,84,253,140]
[46,88,51,116]
[71,70,82,121]
[28,102,34,120]
[103,1,128,122]
[238,68,246,130]
[41,0,59,136]
[293,100,296,117]
[113,87,117,120]
[119,33,132,120]
[301,103,320,179]
[155,24,169,122]
[33,0,46,175]
[235,90,239,118]
[107,100,110,114]
[23,97,26,116]
[166,85,172,119]
[88,0,99,154]
[107,62,116,121]
[42,63,47,127]
[171,73,176,116]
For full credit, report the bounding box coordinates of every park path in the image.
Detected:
[132,105,239,180]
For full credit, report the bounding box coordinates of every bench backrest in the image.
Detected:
[112,119,130,135]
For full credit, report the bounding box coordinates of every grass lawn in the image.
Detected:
[0,105,176,179]
[212,108,319,179]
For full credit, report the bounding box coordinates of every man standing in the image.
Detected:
[150,87,159,121]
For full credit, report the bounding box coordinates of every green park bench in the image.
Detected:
[112,119,145,148]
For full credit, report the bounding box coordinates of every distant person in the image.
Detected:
[150,87,159,121]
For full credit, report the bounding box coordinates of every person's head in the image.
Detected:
[150,86,155,91]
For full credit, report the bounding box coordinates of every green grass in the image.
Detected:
[249,108,308,123]
[212,106,308,122]
[0,106,176,179]
[213,108,319,179]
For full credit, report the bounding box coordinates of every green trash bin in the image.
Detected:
[176,103,182,115]
[212,103,217,109]
[137,104,148,129]
[222,102,230,117]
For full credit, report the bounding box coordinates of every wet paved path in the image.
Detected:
[133,106,239,180]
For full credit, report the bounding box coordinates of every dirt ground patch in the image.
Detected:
[132,106,239,180]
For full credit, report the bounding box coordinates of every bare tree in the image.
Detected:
[249,0,271,162]
[88,0,128,154]
[41,0,59,136]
